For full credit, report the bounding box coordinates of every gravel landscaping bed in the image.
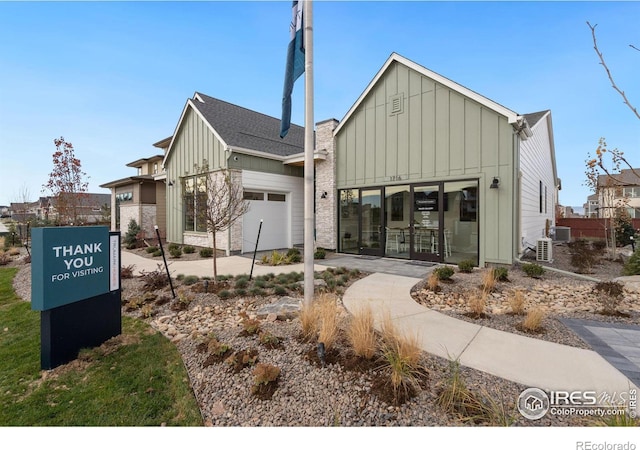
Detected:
[6,242,638,427]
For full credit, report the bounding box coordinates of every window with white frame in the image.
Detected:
[183,175,208,232]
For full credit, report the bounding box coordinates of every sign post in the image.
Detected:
[31,226,121,370]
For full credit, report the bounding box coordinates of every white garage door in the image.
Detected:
[242,191,289,252]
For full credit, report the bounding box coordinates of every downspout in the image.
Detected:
[225,146,232,257]
[512,130,521,263]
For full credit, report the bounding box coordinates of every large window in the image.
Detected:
[183,175,208,232]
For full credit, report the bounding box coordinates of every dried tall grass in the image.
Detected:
[522,307,545,332]
[508,290,526,315]
[380,314,424,398]
[427,271,440,292]
[299,300,318,341]
[481,268,496,293]
[317,293,339,350]
[468,291,487,317]
[347,305,377,359]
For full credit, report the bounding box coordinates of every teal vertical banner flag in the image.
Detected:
[280,0,305,139]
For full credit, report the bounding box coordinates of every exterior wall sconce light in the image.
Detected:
[321,191,328,199]
[490,177,500,189]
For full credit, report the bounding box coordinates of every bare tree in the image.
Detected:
[42,137,89,225]
[585,22,639,184]
[190,164,249,282]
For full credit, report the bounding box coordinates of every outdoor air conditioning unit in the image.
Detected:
[554,226,571,243]
[536,237,553,262]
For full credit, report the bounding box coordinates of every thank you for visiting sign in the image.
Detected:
[32,226,112,311]
[31,226,122,369]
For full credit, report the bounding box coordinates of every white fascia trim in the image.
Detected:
[283,149,328,165]
[228,146,287,162]
[334,52,521,135]
[162,96,229,167]
[153,173,167,181]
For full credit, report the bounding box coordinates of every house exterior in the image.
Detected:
[100,145,168,239]
[162,93,312,254]
[583,193,600,218]
[595,168,640,219]
[317,53,558,266]
[120,53,557,267]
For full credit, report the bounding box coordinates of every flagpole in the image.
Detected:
[303,0,314,306]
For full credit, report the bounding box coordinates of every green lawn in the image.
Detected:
[0,267,202,426]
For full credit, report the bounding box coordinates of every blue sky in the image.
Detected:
[0,1,639,210]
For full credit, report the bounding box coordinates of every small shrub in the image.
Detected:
[168,243,180,251]
[169,247,182,258]
[140,265,169,292]
[314,248,326,259]
[623,249,640,276]
[218,290,232,299]
[200,248,213,258]
[521,308,545,332]
[457,260,475,273]
[521,263,544,278]
[493,267,509,282]
[251,363,280,390]
[567,239,598,274]
[183,275,199,286]
[145,246,158,254]
[594,281,625,314]
[0,251,12,266]
[592,240,607,252]
[7,247,20,256]
[259,332,281,347]
[234,288,247,297]
[183,245,195,254]
[348,306,377,360]
[507,290,526,315]
[207,338,230,357]
[434,266,454,281]
[120,264,135,279]
[140,304,154,318]
[239,312,261,335]
[286,248,302,263]
[273,285,287,296]
[249,287,266,297]
[234,278,249,289]
[124,219,141,249]
[152,250,162,257]
[176,274,185,281]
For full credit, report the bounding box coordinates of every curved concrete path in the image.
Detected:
[342,272,639,397]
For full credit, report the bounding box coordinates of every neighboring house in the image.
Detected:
[162,93,308,254]
[321,53,558,266]
[583,193,599,218]
[100,145,168,239]
[595,168,640,219]
[10,194,110,224]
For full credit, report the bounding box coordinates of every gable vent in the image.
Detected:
[389,93,404,115]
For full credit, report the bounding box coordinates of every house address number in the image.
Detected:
[389,175,403,181]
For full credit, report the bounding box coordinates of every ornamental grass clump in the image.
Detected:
[507,290,526,316]
[521,307,545,333]
[481,268,496,293]
[347,305,377,360]
[317,293,339,351]
[427,271,440,292]
[593,281,625,315]
[298,300,318,342]
[467,292,487,318]
[379,314,425,405]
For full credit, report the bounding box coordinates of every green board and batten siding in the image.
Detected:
[335,61,517,264]
[165,107,227,244]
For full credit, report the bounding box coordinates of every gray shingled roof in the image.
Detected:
[191,92,306,157]
[523,110,549,128]
[597,168,640,187]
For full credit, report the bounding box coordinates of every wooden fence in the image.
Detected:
[556,218,640,239]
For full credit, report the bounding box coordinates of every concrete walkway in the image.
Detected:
[343,272,639,397]
[122,250,639,397]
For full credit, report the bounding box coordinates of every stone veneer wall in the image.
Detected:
[119,204,157,240]
[315,119,339,251]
